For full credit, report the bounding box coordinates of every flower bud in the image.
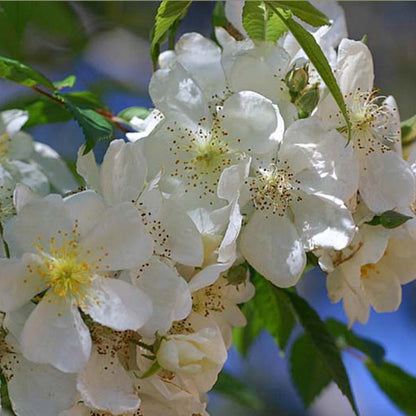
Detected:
[285,65,309,96]
[156,327,227,375]
[296,84,320,118]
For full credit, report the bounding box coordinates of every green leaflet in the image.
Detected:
[290,334,332,406]
[118,106,151,123]
[401,114,416,145]
[280,289,359,415]
[53,75,77,90]
[150,0,192,69]
[366,210,412,229]
[271,1,330,27]
[213,371,263,410]
[266,3,352,142]
[366,361,416,416]
[326,319,385,366]
[0,55,55,90]
[242,1,288,42]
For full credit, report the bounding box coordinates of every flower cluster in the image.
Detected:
[1,2,415,415]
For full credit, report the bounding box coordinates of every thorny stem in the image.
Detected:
[30,86,131,134]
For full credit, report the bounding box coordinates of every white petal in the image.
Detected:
[219,91,282,154]
[100,139,147,205]
[158,199,204,266]
[218,200,243,263]
[11,194,73,255]
[80,202,153,270]
[32,142,78,193]
[175,32,227,101]
[0,110,28,136]
[134,257,192,337]
[0,254,46,312]
[7,160,50,196]
[77,348,140,415]
[21,294,92,373]
[362,263,401,313]
[64,190,106,239]
[81,277,152,331]
[291,193,355,250]
[188,262,232,292]
[76,145,101,192]
[149,63,209,127]
[13,183,40,213]
[9,131,34,160]
[240,211,306,287]
[217,158,250,203]
[5,355,77,416]
[359,150,415,213]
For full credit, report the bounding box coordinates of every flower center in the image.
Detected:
[349,90,399,154]
[192,279,226,317]
[248,161,301,216]
[0,133,12,162]
[360,263,378,280]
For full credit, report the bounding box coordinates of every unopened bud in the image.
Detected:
[285,65,309,96]
[296,85,320,118]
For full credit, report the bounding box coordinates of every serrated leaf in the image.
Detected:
[290,334,332,406]
[326,319,385,366]
[266,4,351,142]
[243,1,287,42]
[280,289,359,415]
[366,360,416,416]
[271,1,330,27]
[150,0,192,69]
[401,115,416,145]
[251,272,296,351]
[366,210,412,229]
[213,371,263,410]
[0,55,55,90]
[118,106,151,122]
[60,95,113,153]
[53,75,76,90]
[62,91,108,111]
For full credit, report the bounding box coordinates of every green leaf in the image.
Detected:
[62,91,108,111]
[213,371,263,410]
[118,106,151,122]
[366,210,412,229]
[53,75,76,90]
[60,95,113,153]
[326,319,385,366]
[0,2,34,45]
[0,372,12,412]
[280,289,359,414]
[271,1,330,27]
[212,0,227,29]
[366,360,416,416]
[243,1,288,42]
[0,55,55,90]
[232,301,262,357]
[251,272,296,352]
[150,0,192,69]
[266,3,351,142]
[290,334,332,406]
[401,115,416,145]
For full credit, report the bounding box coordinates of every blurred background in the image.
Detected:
[0,2,415,415]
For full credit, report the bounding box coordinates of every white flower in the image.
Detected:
[239,117,356,287]
[325,224,416,325]
[156,326,227,392]
[317,39,415,213]
[77,139,204,267]
[142,62,283,211]
[0,190,153,372]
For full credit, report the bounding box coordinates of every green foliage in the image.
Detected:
[0,372,12,412]
[212,0,227,29]
[233,271,296,356]
[326,319,385,366]
[290,334,332,406]
[270,1,330,27]
[61,95,113,154]
[266,3,352,142]
[53,75,77,90]
[213,371,263,410]
[0,55,55,90]
[366,361,416,416]
[401,114,416,145]
[366,210,412,229]
[280,289,359,415]
[242,1,288,42]
[118,106,151,123]
[150,0,192,69]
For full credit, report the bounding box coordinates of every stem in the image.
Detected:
[30,86,131,134]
